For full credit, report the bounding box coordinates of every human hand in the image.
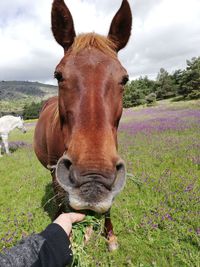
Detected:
[53,213,85,236]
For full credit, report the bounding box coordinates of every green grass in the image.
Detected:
[0,101,200,266]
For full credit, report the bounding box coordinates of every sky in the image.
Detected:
[0,0,200,85]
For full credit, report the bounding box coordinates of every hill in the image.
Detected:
[0,81,57,115]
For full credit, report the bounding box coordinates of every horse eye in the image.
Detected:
[54,71,63,82]
[120,75,129,86]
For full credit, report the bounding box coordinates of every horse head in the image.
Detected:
[17,117,26,133]
[52,0,132,213]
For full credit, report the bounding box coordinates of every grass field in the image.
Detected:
[0,100,200,266]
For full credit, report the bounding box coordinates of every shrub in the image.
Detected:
[186,90,200,100]
[146,93,157,106]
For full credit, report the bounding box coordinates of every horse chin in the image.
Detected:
[69,200,111,214]
[66,189,113,214]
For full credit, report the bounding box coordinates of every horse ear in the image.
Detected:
[51,0,76,51]
[108,0,132,52]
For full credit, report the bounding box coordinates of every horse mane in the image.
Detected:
[39,97,59,129]
[70,33,117,58]
[52,105,59,129]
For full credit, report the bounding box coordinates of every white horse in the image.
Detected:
[0,115,26,156]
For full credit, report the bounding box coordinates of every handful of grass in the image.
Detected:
[71,214,103,267]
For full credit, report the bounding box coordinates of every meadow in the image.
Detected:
[0,100,200,267]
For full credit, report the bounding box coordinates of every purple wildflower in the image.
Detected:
[120,106,200,135]
[196,228,200,236]
[162,213,173,221]
[184,184,194,192]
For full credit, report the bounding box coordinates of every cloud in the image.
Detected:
[128,0,200,78]
[0,0,199,84]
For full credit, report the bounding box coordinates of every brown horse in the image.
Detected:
[34,0,132,250]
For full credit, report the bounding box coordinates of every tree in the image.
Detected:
[23,101,44,120]
[177,57,200,99]
[123,80,144,108]
[155,68,177,99]
[122,56,200,108]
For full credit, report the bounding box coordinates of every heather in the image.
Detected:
[0,100,200,266]
[120,101,200,134]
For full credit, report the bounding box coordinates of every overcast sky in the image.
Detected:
[0,0,200,84]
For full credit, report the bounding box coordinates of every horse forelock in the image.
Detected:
[70,33,117,58]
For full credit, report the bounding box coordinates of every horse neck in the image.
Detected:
[8,118,20,131]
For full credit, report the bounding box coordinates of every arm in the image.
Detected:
[0,213,84,267]
[0,224,72,267]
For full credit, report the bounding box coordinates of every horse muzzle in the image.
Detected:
[55,155,126,213]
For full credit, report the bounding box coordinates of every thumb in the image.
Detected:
[69,213,85,224]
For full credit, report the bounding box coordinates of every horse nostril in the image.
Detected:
[63,158,72,170]
[56,155,74,189]
[63,158,75,184]
[116,160,125,174]
[112,159,126,193]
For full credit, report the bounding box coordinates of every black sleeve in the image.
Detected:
[0,223,73,267]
